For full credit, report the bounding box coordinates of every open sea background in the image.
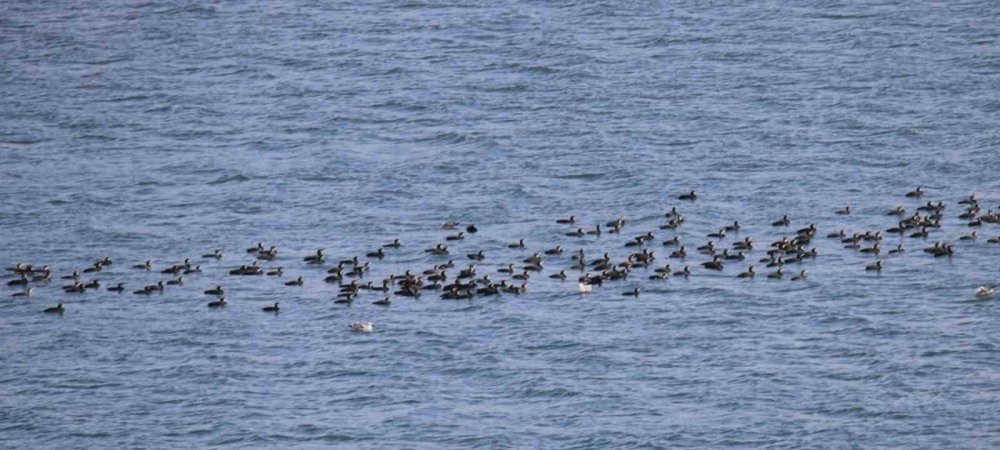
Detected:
[1,0,999,448]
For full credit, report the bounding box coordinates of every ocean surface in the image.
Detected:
[1,1,999,448]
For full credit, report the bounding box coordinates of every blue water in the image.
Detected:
[2,1,999,448]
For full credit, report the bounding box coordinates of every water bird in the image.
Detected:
[43,304,64,314]
[678,190,697,200]
[207,298,227,308]
[304,249,325,263]
[203,250,223,259]
[108,282,125,292]
[350,322,374,332]
[975,285,996,299]
[556,216,577,224]
[836,205,851,215]
[383,239,402,248]
[508,239,525,249]
[262,303,280,312]
[866,260,883,271]
[905,187,924,198]
[622,287,640,297]
[441,221,460,230]
[285,276,304,286]
[791,270,808,281]
[133,260,152,270]
[12,287,33,298]
[772,215,790,226]
[204,285,224,296]
[738,266,755,278]
[373,297,392,306]
[958,194,978,205]
[267,267,284,276]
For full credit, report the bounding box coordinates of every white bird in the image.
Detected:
[975,285,996,299]
[578,283,593,293]
[350,322,374,332]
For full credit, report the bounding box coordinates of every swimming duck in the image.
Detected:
[958,194,978,205]
[12,287,33,298]
[373,297,392,306]
[466,224,478,233]
[767,268,784,279]
[836,205,851,215]
[662,236,681,246]
[384,239,402,248]
[566,228,585,237]
[508,239,525,249]
[166,277,184,286]
[107,282,125,292]
[556,215,577,224]
[441,221,460,230]
[257,246,279,261]
[207,298,227,308]
[304,249,325,263]
[7,275,28,286]
[544,245,564,256]
[865,260,883,271]
[888,244,905,254]
[733,237,753,250]
[622,287,640,297]
[267,267,284,276]
[203,250,223,259]
[975,285,996,299]
[670,246,687,258]
[960,231,978,241]
[791,270,808,281]
[678,190,697,201]
[262,302,279,312]
[772,215,790,227]
[586,225,602,236]
[859,243,881,255]
[133,260,152,270]
[738,266,756,278]
[446,232,465,241]
[82,262,102,273]
[425,244,449,255]
[707,229,726,239]
[350,321,374,332]
[366,248,386,259]
[549,270,567,280]
[183,265,202,274]
[701,256,724,271]
[906,187,924,198]
[285,276,304,286]
[204,285,224,296]
[674,266,691,277]
[61,270,80,280]
[467,250,485,261]
[43,304,64,314]
[888,206,905,216]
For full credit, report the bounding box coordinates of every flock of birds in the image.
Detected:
[5,188,999,330]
